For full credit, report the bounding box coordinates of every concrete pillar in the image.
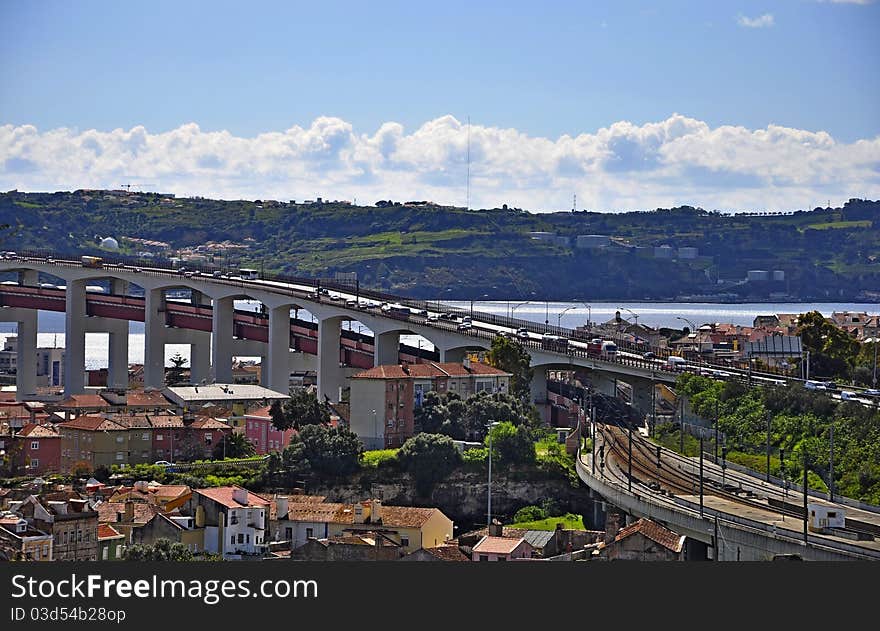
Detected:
[107,319,129,389]
[144,288,167,389]
[110,278,128,296]
[190,339,211,384]
[16,312,38,398]
[63,279,87,396]
[317,316,345,403]
[191,289,205,307]
[266,305,292,393]
[629,378,655,423]
[439,347,467,363]
[211,296,234,383]
[18,269,38,286]
[530,368,549,424]
[374,330,400,366]
[591,370,618,397]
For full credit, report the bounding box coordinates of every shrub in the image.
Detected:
[397,433,463,495]
[513,505,546,523]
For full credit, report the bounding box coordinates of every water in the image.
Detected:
[1,301,875,370]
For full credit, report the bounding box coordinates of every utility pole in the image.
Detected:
[714,399,719,460]
[803,450,809,546]
[627,422,633,493]
[829,422,835,503]
[766,412,772,482]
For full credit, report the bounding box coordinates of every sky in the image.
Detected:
[1,0,878,212]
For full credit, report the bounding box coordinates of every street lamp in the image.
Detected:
[511,300,531,319]
[371,409,377,450]
[557,305,576,329]
[676,316,698,364]
[582,303,592,328]
[486,420,500,527]
[618,306,639,329]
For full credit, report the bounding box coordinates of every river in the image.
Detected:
[0,301,875,370]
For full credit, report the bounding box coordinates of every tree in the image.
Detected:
[796,310,860,380]
[294,424,363,476]
[213,432,257,459]
[487,336,534,402]
[123,538,195,561]
[463,391,533,440]
[165,352,188,386]
[270,389,331,432]
[486,421,535,465]
[397,433,462,495]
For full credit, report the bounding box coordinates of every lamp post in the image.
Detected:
[511,300,531,319]
[676,316,698,365]
[582,303,592,329]
[557,305,576,330]
[487,421,500,527]
[371,409,377,450]
[545,301,550,332]
[618,306,639,329]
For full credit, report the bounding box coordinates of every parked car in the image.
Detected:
[864,388,880,397]
[643,351,656,359]
[154,460,173,467]
[427,314,440,322]
[517,328,530,340]
[804,380,826,391]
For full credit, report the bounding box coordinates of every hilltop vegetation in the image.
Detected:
[1,190,878,301]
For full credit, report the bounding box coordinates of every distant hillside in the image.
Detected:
[1,190,878,301]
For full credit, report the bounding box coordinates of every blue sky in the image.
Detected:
[1,0,878,211]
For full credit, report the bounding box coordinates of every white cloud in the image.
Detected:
[737,13,775,28]
[1,114,878,213]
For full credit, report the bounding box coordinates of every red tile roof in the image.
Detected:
[423,545,469,561]
[195,486,271,509]
[97,524,124,540]
[285,502,346,522]
[17,423,59,438]
[189,417,231,430]
[58,415,126,431]
[610,518,685,553]
[353,361,510,380]
[472,535,528,555]
[333,503,444,528]
[126,390,172,408]
[245,405,273,420]
[95,501,158,525]
[57,394,110,409]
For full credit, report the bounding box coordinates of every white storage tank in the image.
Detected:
[747,270,770,281]
[772,270,785,281]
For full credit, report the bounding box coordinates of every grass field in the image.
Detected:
[804,220,871,231]
[511,513,585,531]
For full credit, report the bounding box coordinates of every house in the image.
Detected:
[58,415,147,472]
[593,518,686,561]
[244,405,296,455]
[278,498,453,554]
[458,521,603,558]
[163,384,288,417]
[399,544,470,562]
[4,422,60,475]
[97,523,125,561]
[107,482,192,512]
[96,499,203,552]
[0,512,53,561]
[12,495,98,560]
[184,486,270,558]
[350,361,511,449]
[290,532,402,561]
[53,393,112,421]
[471,535,535,561]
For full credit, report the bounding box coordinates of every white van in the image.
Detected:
[666,356,687,369]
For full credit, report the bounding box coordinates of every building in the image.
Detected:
[593,518,686,561]
[95,500,198,550]
[106,482,192,513]
[163,384,288,417]
[747,270,770,281]
[8,423,61,475]
[54,393,112,421]
[0,336,65,388]
[244,405,296,455]
[471,535,535,561]
[97,523,125,561]
[350,360,511,449]
[528,231,556,242]
[290,532,402,561]
[399,544,470,562]
[0,512,53,561]
[654,245,674,258]
[12,495,98,561]
[576,234,611,249]
[678,246,698,259]
[185,486,270,558]
[278,498,453,555]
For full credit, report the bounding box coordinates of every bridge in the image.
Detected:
[576,421,880,560]
[0,251,791,416]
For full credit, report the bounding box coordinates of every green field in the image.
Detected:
[511,513,585,531]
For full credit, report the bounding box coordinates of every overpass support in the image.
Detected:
[439,347,467,363]
[628,377,655,422]
[190,337,211,385]
[265,306,292,393]
[374,331,400,366]
[16,311,38,398]
[591,371,618,398]
[106,319,130,389]
[317,316,345,403]
[63,279,87,396]
[191,289,206,307]
[144,288,168,389]
[530,368,550,423]
[18,270,38,286]
[211,296,235,384]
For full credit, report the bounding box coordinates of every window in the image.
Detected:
[231,536,235,545]
[400,537,409,547]
[306,528,313,539]
[77,531,82,542]
[479,555,488,562]
[205,433,212,441]
[31,441,39,450]
[238,534,244,544]
[828,512,837,518]
[115,546,123,559]
[116,452,124,461]
[497,556,506,561]
[156,434,164,441]
[102,547,109,561]
[116,436,124,443]
[84,532,90,542]
[63,532,68,544]
[285,528,292,539]
[42,544,49,558]
[246,534,250,544]
[30,459,39,469]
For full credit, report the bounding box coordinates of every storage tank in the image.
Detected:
[772,270,785,281]
[747,270,770,281]
[576,234,611,249]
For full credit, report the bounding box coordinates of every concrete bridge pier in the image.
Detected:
[191,289,206,307]
[628,377,656,423]
[18,269,38,286]
[591,370,618,398]
[374,331,401,366]
[8,310,38,398]
[438,347,467,363]
[317,316,346,403]
[144,288,168,389]
[211,296,235,384]
[265,305,292,393]
[63,279,87,396]
[106,319,130,389]
[190,336,211,385]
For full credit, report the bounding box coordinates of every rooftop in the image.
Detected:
[353,361,510,380]
[194,486,271,509]
[607,518,685,553]
[164,384,289,403]
[472,535,527,555]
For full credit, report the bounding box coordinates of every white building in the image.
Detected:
[747,270,770,281]
[678,246,698,259]
[654,245,674,258]
[528,231,556,242]
[0,336,65,388]
[576,235,611,249]
[188,486,270,558]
